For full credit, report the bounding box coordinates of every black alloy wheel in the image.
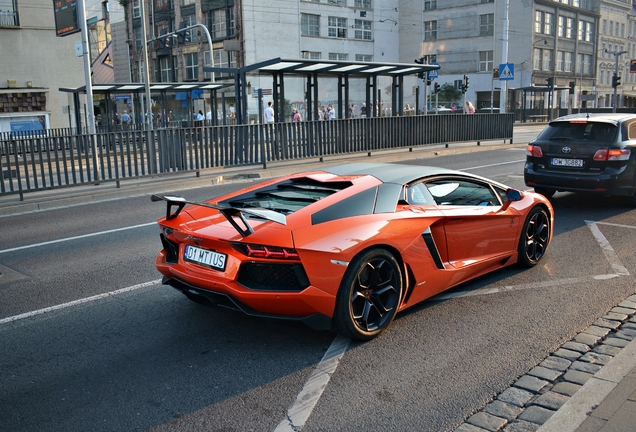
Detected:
[518,207,551,267]
[333,248,403,341]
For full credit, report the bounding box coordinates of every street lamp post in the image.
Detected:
[606,49,627,113]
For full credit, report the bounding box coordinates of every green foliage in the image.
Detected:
[439,83,462,105]
[119,0,127,7]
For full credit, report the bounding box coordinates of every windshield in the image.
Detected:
[536,121,618,145]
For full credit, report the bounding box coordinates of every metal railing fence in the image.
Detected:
[1,113,513,200]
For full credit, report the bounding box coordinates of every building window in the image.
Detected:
[329,52,348,61]
[533,48,553,71]
[228,7,235,37]
[556,51,573,72]
[577,53,592,75]
[301,51,321,59]
[209,9,227,39]
[535,11,554,35]
[424,0,437,10]
[181,0,194,5]
[542,49,553,71]
[479,50,493,72]
[328,17,347,38]
[354,19,372,40]
[354,0,372,9]
[159,56,173,82]
[301,14,320,37]
[480,0,494,3]
[0,0,19,26]
[328,0,345,5]
[480,14,494,37]
[180,14,196,43]
[134,26,143,52]
[424,20,437,41]
[185,52,198,81]
[356,54,373,61]
[133,0,140,18]
[578,20,593,42]
[566,17,574,39]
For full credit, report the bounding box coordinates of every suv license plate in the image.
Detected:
[184,245,227,271]
[551,158,584,167]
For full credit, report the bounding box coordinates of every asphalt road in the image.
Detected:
[1,132,635,431]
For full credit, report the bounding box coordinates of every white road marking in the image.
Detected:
[460,159,526,171]
[0,222,157,255]
[586,221,630,276]
[274,336,351,432]
[0,279,162,325]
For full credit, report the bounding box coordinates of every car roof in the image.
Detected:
[551,113,636,124]
[324,162,465,184]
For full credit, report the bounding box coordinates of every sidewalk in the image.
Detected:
[539,332,636,432]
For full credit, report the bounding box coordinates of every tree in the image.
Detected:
[439,83,462,106]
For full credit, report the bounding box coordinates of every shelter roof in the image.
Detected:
[59,82,229,94]
[204,57,440,78]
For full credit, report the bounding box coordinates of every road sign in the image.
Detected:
[498,63,514,81]
[428,62,439,79]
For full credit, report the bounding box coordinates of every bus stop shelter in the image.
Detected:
[204,57,440,125]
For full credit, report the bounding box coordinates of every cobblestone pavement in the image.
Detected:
[455,295,636,432]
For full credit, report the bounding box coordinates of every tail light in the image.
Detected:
[593,149,631,161]
[231,243,300,260]
[526,145,543,157]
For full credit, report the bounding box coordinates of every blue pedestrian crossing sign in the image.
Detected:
[499,63,514,80]
[427,62,439,79]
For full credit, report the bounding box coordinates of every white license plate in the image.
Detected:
[184,245,227,271]
[551,158,584,167]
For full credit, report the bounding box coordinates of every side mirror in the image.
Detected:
[499,189,522,212]
[506,189,522,201]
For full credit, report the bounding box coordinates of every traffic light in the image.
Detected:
[414,57,424,64]
[612,74,621,88]
[417,71,425,80]
[545,77,554,88]
[569,81,575,95]
[461,75,469,93]
[434,82,440,94]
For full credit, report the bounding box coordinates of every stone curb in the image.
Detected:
[455,295,636,432]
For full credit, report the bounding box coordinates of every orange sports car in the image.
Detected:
[153,163,553,340]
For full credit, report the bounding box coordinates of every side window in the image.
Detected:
[426,179,499,206]
[627,122,636,140]
[407,183,432,204]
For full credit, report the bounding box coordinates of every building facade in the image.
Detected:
[0,0,86,132]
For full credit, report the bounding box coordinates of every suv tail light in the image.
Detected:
[593,149,631,161]
[526,145,543,157]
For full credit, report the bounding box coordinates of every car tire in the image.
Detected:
[518,207,551,267]
[332,248,403,341]
[534,187,556,198]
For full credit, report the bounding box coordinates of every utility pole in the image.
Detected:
[607,49,627,113]
[500,0,509,114]
[139,0,153,130]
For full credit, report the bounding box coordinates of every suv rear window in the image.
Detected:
[537,121,618,145]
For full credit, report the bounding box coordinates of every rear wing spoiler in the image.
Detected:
[151,195,286,237]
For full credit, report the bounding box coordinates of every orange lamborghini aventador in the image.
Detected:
[153,163,553,340]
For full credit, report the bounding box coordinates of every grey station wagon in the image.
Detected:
[524,113,636,205]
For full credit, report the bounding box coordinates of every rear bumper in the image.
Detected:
[524,163,636,197]
[163,276,333,331]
